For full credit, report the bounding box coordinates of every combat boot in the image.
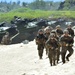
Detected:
[66,56,69,61]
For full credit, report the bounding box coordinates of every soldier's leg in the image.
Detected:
[44,45,48,55]
[53,50,56,66]
[38,45,44,59]
[39,49,43,59]
[66,46,74,61]
[62,53,66,63]
[53,59,55,66]
[61,47,67,63]
[49,56,52,66]
[57,47,60,63]
[53,55,56,66]
[37,45,41,59]
[46,47,49,55]
[40,45,44,59]
[48,50,52,66]
[46,48,48,55]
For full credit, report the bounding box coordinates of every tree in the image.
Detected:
[22,2,28,7]
[17,1,20,5]
[63,0,75,10]
[29,0,46,10]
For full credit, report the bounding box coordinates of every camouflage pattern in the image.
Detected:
[53,29,62,63]
[60,34,74,63]
[66,27,74,38]
[44,26,51,55]
[1,33,11,45]
[44,32,50,55]
[56,25,63,38]
[51,30,60,63]
[35,29,46,59]
[35,38,46,59]
[35,25,74,65]
[46,34,59,66]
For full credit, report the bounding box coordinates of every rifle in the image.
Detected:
[10,32,19,41]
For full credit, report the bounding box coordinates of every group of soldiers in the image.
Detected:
[35,24,74,66]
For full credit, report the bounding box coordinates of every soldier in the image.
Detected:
[41,26,45,31]
[56,25,63,38]
[46,33,59,66]
[1,32,12,45]
[35,29,46,59]
[51,30,59,40]
[60,30,74,63]
[66,25,74,38]
[51,30,60,63]
[44,27,50,39]
[44,27,51,55]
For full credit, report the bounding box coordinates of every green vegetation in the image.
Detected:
[0,8,75,22]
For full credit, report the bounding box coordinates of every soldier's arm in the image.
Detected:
[69,37,74,44]
[59,35,65,46]
[72,29,74,37]
[35,34,40,44]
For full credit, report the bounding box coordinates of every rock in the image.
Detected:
[22,40,29,44]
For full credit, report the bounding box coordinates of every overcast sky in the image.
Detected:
[0,0,64,3]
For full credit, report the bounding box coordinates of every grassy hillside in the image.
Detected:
[0,8,75,22]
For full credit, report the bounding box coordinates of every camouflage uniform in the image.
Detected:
[51,30,60,63]
[55,25,63,62]
[44,27,51,55]
[66,25,74,38]
[56,25,63,38]
[46,33,59,66]
[60,30,74,63]
[55,26,63,58]
[35,29,46,59]
[1,32,11,45]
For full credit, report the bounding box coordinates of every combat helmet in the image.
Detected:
[49,33,55,38]
[38,29,44,33]
[51,30,56,33]
[63,30,69,34]
[56,25,61,28]
[6,31,9,35]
